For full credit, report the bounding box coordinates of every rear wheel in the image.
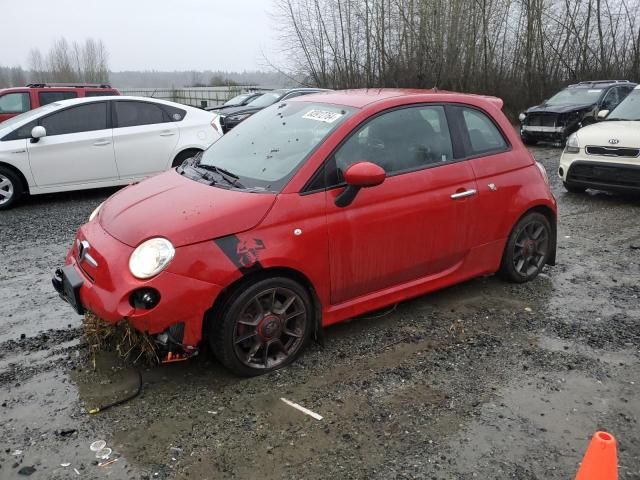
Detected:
[209,277,313,376]
[499,212,552,283]
[521,136,538,146]
[0,166,24,210]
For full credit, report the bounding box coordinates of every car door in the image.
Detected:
[323,105,478,305]
[27,101,118,188]
[112,100,179,180]
[450,105,527,245]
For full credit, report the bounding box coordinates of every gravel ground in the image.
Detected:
[0,146,639,479]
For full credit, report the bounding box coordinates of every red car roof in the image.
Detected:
[295,88,504,110]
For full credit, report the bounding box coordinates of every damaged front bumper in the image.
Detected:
[53,221,223,359]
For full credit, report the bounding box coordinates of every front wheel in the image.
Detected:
[209,277,313,376]
[499,212,552,283]
[0,167,24,210]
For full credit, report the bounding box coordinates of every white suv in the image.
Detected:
[560,85,640,194]
[0,96,221,209]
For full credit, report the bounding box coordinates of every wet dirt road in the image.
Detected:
[1,146,639,479]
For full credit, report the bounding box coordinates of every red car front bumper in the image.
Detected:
[52,220,222,347]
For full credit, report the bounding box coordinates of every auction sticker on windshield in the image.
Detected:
[302,110,344,123]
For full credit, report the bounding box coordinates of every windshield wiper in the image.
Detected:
[196,163,245,188]
[606,117,639,121]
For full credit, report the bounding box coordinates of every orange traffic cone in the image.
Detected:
[575,431,618,480]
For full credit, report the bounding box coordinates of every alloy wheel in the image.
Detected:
[232,287,307,370]
[0,174,14,206]
[512,220,549,276]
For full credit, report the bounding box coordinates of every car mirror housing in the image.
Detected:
[344,161,386,187]
[30,126,46,143]
[335,161,386,208]
[597,110,610,120]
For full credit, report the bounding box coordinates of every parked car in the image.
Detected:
[559,84,640,194]
[205,92,264,113]
[53,89,557,376]
[0,96,220,209]
[0,83,120,123]
[519,80,636,146]
[214,87,330,132]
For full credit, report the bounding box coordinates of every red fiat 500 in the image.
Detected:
[53,89,557,376]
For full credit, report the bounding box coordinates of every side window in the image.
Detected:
[2,120,37,141]
[0,93,31,114]
[334,106,454,177]
[460,108,507,155]
[114,101,167,127]
[39,91,77,106]
[40,102,108,136]
[84,91,118,97]
[601,88,620,110]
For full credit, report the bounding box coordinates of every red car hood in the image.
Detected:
[100,170,276,247]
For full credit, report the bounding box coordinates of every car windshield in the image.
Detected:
[198,102,354,191]
[607,89,640,120]
[0,103,56,131]
[546,88,603,106]
[246,91,286,108]
[224,94,251,106]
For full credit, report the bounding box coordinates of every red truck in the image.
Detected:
[0,83,120,122]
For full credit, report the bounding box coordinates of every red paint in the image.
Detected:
[0,86,120,122]
[344,162,386,187]
[60,89,557,349]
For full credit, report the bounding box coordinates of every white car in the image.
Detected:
[560,85,640,194]
[0,96,221,209]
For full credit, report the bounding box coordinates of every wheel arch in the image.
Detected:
[515,204,558,266]
[171,147,203,167]
[203,266,324,347]
[0,161,29,194]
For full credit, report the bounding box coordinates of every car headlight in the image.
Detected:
[565,133,580,154]
[519,113,526,122]
[129,238,175,279]
[89,202,104,221]
[227,113,251,122]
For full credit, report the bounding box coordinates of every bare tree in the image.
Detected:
[26,37,111,84]
[275,0,640,116]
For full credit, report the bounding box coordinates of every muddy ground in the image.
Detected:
[1,146,639,479]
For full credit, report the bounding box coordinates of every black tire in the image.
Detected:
[0,166,24,210]
[499,212,552,283]
[521,136,537,146]
[563,181,586,194]
[209,277,314,376]
[171,149,202,168]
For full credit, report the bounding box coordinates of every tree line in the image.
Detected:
[0,37,110,88]
[275,0,640,116]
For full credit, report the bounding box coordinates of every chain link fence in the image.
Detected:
[118,86,272,108]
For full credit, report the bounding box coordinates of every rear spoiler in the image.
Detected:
[482,96,504,110]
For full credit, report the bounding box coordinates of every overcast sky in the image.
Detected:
[1,0,283,71]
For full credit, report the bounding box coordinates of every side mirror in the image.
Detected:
[597,110,610,120]
[30,126,46,143]
[335,161,386,208]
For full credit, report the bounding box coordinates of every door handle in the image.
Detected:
[159,130,175,137]
[93,140,111,146]
[450,189,477,199]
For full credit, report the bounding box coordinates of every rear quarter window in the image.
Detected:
[84,91,118,97]
[38,91,78,106]
[162,104,187,121]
